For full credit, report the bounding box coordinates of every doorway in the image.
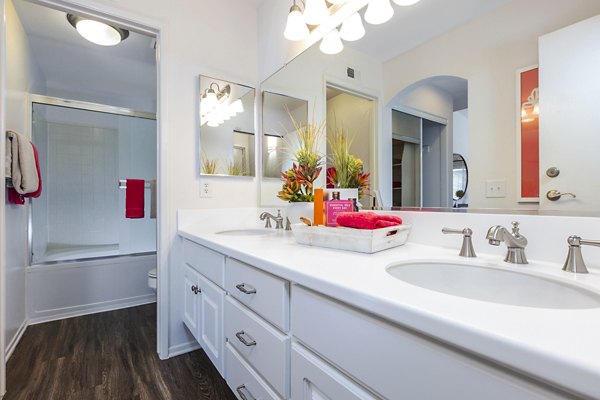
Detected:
[326,86,374,209]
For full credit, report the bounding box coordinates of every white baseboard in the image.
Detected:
[168,341,201,358]
[5,320,27,361]
[28,294,157,325]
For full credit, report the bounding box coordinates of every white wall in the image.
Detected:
[3,0,45,359]
[382,0,600,209]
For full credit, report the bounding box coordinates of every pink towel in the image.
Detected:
[125,179,145,218]
[336,212,403,230]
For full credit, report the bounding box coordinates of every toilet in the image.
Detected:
[148,268,157,292]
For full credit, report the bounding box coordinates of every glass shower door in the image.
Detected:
[31,102,156,264]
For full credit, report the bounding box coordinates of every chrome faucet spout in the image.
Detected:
[486,222,528,264]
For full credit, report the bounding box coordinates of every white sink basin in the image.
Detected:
[387,262,600,309]
[216,229,275,236]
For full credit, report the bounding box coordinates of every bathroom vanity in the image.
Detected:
[177,209,600,400]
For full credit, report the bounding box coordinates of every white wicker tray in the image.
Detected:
[291,223,411,254]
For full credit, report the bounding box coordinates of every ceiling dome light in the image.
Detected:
[284,3,310,41]
[392,0,421,5]
[303,0,329,25]
[67,14,129,46]
[339,13,365,41]
[320,29,344,55]
[365,0,394,25]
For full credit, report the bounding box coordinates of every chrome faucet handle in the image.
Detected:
[285,217,292,231]
[442,228,477,258]
[562,235,600,274]
[275,210,284,229]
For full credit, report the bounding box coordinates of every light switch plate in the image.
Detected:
[485,179,506,198]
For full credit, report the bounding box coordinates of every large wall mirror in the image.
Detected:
[260,0,600,215]
[199,75,255,176]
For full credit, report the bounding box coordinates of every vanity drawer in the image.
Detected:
[183,239,225,287]
[225,343,282,400]
[291,286,570,400]
[291,342,379,400]
[225,257,289,332]
[225,297,290,398]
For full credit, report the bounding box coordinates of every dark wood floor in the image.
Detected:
[4,304,236,400]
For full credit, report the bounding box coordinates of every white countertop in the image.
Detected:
[178,215,600,399]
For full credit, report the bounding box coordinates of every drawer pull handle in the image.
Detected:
[235,283,257,295]
[235,330,256,347]
[191,285,200,295]
[236,384,256,400]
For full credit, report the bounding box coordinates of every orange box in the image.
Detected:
[314,188,324,226]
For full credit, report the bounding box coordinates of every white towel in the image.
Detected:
[6,130,39,194]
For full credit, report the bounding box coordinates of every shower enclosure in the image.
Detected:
[30,97,157,264]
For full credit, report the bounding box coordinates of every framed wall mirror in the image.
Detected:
[199,75,255,177]
[260,0,600,216]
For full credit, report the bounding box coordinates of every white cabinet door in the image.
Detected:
[539,15,600,211]
[183,263,201,341]
[197,273,225,376]
[292,343,379,400]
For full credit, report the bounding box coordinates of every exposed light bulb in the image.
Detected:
[320,29,343,55]
[392,0,421,5]
[284,4,310,41]
[365,0,394,25]
[303,0,329,25]
[232,99,244,114]
[207,118,219,128]
[75,19,122,46]
[339,13,365,41]
[204,89,218,111]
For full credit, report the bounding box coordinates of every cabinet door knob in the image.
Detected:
[190,285,200,295]
[236,384,256,400]
[235,283,257,295]
[235,330,256,347]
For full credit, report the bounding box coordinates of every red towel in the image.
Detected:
[126,179,145,218]
[336,212,403,230]
[24,141,42,198]
[8,140,42,205]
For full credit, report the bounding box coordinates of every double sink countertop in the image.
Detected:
[178,219,600,399]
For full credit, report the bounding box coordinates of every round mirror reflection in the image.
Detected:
[452,153,468,204]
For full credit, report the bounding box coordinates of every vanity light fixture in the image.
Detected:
[320,28,344,54]
[303,0,330,25]
[364,0,394,25]
[201,83,246,128]
[284,0,310,41]
[521,87,539,122]
[339,12,365,41]
[67,14,129,46]
[284,0,420,54]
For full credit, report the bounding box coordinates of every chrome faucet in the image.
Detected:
[562,236,600,274]
[442,227,477,257]
[260,210,284,229]
[486,221,528,264]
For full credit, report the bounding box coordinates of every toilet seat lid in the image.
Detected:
[148,268,157,278]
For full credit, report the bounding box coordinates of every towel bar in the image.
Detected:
[118,179,153,189]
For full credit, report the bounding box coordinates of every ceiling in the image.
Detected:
[345,0,510,61]
[13,0,157,111]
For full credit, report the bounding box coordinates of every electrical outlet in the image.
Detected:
[485,179,506,198]
[200,181,211,198]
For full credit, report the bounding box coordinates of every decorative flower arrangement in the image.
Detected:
[326,124,370,199]
[277,113,325,202]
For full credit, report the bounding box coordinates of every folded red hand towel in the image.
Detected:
[336,212,403,230]
[126,179,145,219]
